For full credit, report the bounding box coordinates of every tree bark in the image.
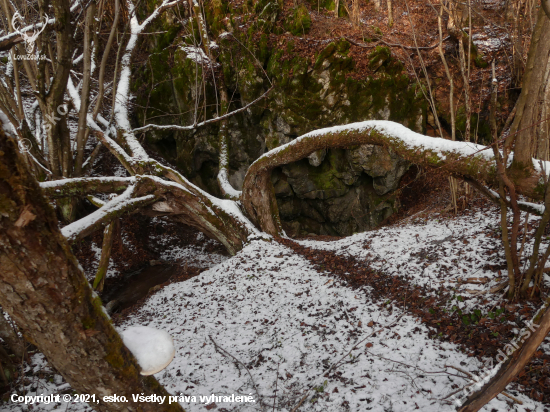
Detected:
[0,307,26,361]
[74,3,95,176]
[543,0,550,20]
[37,0,73,179]
[0,127,184,412]
[506,9,550,166]
[93,220,116,292]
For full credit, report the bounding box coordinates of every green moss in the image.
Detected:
[205,0,229,35]
[253,1,280,32]
[368,46,391,70]
[314,42,337,69]
[534,182,546,198]
[82,317,96,330]
[306,0,336,11]
[259,34,270,64]
[129,1,427,235]
[474,54,488,68]
[104,345,125,369]
[284,6,312,36]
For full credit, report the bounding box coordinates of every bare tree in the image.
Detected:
[506,8,550,164]
[1,0,549,292]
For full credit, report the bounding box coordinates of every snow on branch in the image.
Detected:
[217,168,241,200]
[462,177,545,216]
[132,85,274,134]
[113,0,185,161]
[93,130,137,174]
[40,177,134,198]
[217,123,241,200]
[62,185,156,243]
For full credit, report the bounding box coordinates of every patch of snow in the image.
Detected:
[120,326,175,375]
[298,205,546,312]
[116,240,543,411]
[3,210,548,412]
[181,46,210,64]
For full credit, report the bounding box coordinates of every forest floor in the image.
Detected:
[3,178,550,412]
[252,0,527,141]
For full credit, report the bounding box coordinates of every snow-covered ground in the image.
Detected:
[299,205,550,312]
[4,207,548,411]
[152,230,229,269]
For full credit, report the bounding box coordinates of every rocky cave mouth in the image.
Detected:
[137,36,426,237]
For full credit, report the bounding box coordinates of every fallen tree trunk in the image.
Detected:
[242,121,548,236]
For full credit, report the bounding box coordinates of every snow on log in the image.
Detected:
[40,176,133,198]
[120,326,176,375]
[242,120,549,236]
[61,185,156,243]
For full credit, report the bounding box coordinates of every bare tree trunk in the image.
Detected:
[37,0,73,179]
[506,9,550,166]
[351,0,360,28]
[216,82,241,200]
[544,0,550,19]
[74,3,95,176]
[93,220,116,292]
[437,6,455,141]
[0,128,184,412]
[37,0,76,222]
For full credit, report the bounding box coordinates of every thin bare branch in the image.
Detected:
[132,85,274,134]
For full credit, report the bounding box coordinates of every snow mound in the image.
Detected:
[120,326,175,375]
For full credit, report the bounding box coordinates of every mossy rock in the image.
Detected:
[284,6,312,36]
[306,0,337,12]
[205,0,230,36]
[130,3,426,235]
[254,1,280,32]
[368,46,391,71]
